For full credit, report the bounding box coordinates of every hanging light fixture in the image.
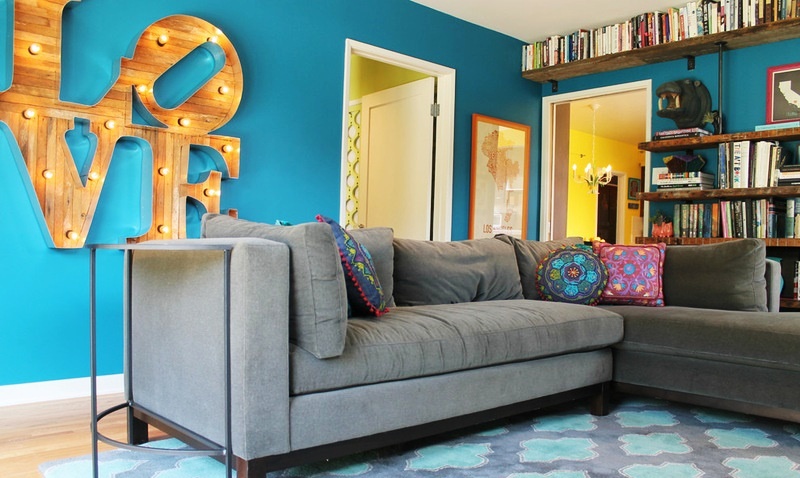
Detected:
[572,103,612,194]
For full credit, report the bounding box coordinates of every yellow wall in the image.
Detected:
[349,55,429,100]
[566,130,643,243]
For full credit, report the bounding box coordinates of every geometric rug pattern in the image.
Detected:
[39,396,800,477]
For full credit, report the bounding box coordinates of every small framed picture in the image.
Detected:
[766,62,800,124]
[627,177,642,200]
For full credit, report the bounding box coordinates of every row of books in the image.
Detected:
[670,198,800,239]
[522,0,800,70]
[716,140,792,189]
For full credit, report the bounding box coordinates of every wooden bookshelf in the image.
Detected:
[780,298,800,310]
[639,127,800,153]
[636,236,800,247]
[638,186,800,202]
[522,18,800,83]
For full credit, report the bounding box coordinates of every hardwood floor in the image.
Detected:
[0,394,165,478]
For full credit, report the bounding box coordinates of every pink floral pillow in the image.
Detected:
[592,242,666,306]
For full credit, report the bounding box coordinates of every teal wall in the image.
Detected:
[543,37,800,225]
[0,0,540,386]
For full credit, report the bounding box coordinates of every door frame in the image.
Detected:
[341,39,455,241]
[540,80,652,241]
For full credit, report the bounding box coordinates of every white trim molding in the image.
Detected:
[540,80,652,241]
[0,374,123,407]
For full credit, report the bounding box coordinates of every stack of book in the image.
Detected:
[653,167,715,190]
[777,163,800,186]
[652,127,711,140]
[755,120,800,131]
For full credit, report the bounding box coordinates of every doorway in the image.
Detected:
[341,40,455,241]
[540,81,651,243]
[596,176,618,243]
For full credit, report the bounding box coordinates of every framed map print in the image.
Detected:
[766,62,800,124]
[469,114,530,239]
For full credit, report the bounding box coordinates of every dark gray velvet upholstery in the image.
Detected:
[291,300,623,394]
[663,239,767,312]
[201,214,348,358]
[392,237,523,306]
[495,234,583,300]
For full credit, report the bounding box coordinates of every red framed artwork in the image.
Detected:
[468,114,530,239]
[766,62,800,124]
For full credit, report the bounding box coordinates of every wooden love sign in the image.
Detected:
[0,0,242,248]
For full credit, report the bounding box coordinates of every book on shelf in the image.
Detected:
[669,197,799,240]
[653,127,712,139]
[521,0,799,71]
[754,120,800,131]
[717,140,789,189]
[656,182,715,190]
[795,260,800,300]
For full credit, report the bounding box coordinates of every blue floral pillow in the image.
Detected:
[316,215,389,316]
[536,245,608,306]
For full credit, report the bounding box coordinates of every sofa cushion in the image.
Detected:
[593,242,666,306]
[392,238,523,306]
[201,214,347,358]
[348,227,395,307]
[316,215,388,317]
[663,239,767,312]
[290,300,624,394]
[495,234,583,300]
[536,246,607,305]
[606,305,800,373]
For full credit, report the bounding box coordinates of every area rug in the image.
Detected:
[39,396,800,477]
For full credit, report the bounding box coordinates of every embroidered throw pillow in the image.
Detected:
[593,242,666,306]
[536,245,608,305]
[316,215,388,316]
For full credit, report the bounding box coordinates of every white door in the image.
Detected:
[360,77,435,240]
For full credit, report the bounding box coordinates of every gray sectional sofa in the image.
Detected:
[126,213,800,477]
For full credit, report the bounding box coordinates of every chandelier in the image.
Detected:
[572,103,612,194]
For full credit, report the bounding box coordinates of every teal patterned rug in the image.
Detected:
[39,396,800,477]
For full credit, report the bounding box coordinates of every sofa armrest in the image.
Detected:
[129,238,290,460]
[765,258,781,313]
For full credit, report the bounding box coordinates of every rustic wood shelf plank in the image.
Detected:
[635,236,800,247]
[522,18,800,84]
[638,186,800,202]
[638,127,800,152]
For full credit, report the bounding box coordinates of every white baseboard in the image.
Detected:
[0,374,124,407]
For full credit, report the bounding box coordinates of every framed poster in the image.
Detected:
[469,114,530,239]
[766,62,800,124]
[627,177,642,200]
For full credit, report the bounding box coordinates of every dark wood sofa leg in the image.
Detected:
[590,382,611,416]
[237,456,266,478]
[127,409,150,445]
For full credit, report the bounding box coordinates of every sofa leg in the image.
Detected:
[590,382,611,416]
[236,456,266,478]
[127,409,149,445]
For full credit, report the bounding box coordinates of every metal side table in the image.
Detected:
[89,243,235,478]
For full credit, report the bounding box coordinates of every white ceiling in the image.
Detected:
[411,0,657,144]
[410,0,686,43]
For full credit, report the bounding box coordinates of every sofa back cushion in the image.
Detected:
[495,234,584,300]
[392,237,523,306]
[663,238,767,312]
[201,214,347,358]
